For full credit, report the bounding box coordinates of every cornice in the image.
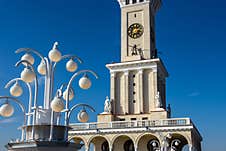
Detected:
[106,58,168,76]
[69,125,193,135]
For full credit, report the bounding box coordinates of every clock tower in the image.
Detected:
[119,0,161,62]
[105,0,168,119]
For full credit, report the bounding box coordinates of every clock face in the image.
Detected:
[128,23,144,39]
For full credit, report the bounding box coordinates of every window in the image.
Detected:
[131,118,136,121]
[126,0,130,4]
[140,0,144,2]
[142,117,148,120]
[132,0,136,4]
[120,118,125,121]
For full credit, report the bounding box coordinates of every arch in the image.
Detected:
[135,133,159,145]
[182,144,198,151]
[169,133,189,151]
[88,136,110,151]
[68,136,87,148]
[112,135,135,151]
[88,135,110,146]
[112,134,135,145]
[136,133,160,151]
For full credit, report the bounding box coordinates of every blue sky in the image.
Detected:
[0,0,225,150]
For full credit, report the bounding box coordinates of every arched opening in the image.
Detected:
[101,141,109,151]
[124,140,134,151]
[113,135,134,151]
[137,134,160,151]
[69,137,86,151]
[89,136,109,151]
[169,134,189,151]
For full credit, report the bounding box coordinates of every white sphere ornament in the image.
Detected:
[10,82,23,97]
[66,59,78,72]
[152,142,157,147]
[48,42,62,62]
[0,103,14,117]
[175,141,179,146]
[37,61,46,75]
[63,89,74,101]
[21,53,35,65]
[51,97,64,112]
[79,75,91,90]
[21,68,35,83]
[77,110,89,123]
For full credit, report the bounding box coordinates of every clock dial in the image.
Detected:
[128,23,144,39]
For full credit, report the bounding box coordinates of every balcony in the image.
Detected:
[70,118,192,131]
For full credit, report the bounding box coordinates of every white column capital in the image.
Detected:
[110,72,116,78]
[153,67,157,73]
[124,70,129,76]
[138,69,143,74]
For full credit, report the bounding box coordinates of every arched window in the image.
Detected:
[124,140,134,151]
[101,141,109,151]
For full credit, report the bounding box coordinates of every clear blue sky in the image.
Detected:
[0,0,225,150]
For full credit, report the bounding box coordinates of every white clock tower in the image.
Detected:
[106,0,168,120]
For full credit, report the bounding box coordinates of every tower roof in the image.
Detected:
[118,0,162,13]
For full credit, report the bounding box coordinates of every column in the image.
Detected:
[110,72,116,114]
[150,67,157,111]
[85,146,89,151]
[109,144,113,151]
[189,145,192,151]
[134,145,138,151]
[138,69,144,113]
[124,70,129,114]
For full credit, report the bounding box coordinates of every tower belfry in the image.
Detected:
[70,1,203,151]
[119,0,161,62]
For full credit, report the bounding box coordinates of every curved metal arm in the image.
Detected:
[59,83,74,94]
[15,60,38,125]
[15,48,45,61]
[15,60,38,107]
[68,103,95,120]
[0,96,26,125]
[66,70,98,108]
[4,78,33,125]
[0,96,27,141]
[50,55,83,104]
[64,70,98,126]
[53,54,83,69]
[15,48,50,77]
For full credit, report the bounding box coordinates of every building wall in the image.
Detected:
[69,129,201,151]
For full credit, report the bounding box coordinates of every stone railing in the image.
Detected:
[70,118,192,131]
